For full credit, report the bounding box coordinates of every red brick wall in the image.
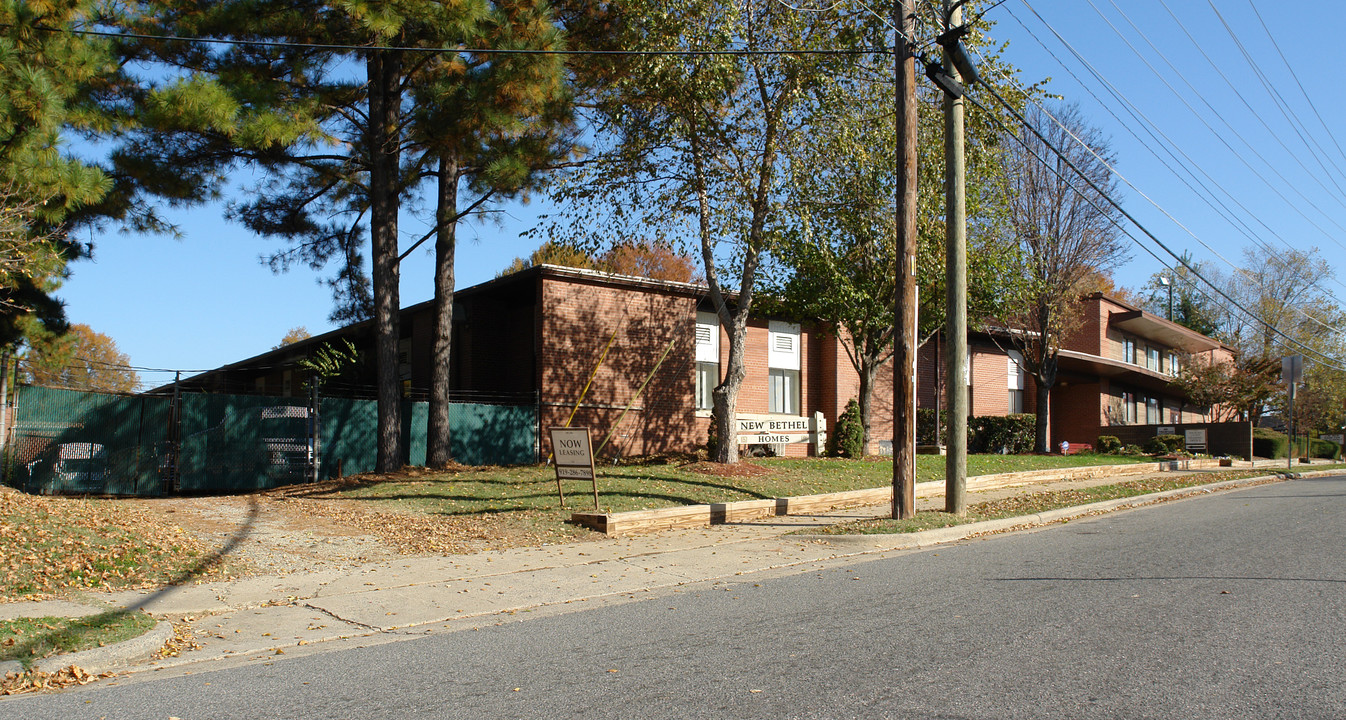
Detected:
[538,276,698,457]
[1061,295,1108,356]
[1051,381,1103,446]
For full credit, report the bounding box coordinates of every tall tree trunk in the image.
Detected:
[857,355,878,454]
[712,314,749,463]
[369,49,403,473]
[1034,355,1057,453]
[427,156,459,468]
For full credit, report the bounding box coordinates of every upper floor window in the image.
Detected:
[768,320,800,371]
[768,321,801,415]
[1007,351,1025,414]
[1146,347,1160,372]
[1167,352,1179,377]
[1123,337,1136,364]
[768,368,798,414]
[695,312,720,411]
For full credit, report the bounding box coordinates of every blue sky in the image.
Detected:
[53,0,1346,388]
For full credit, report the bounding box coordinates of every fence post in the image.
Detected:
[310,382,321,483]
[168,371,182,494]
[0,352,9,459]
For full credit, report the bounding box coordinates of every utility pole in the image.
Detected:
[942,0,969,515]
[892,0,918,520]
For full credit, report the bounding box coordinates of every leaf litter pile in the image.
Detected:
[0,486,232,602]
[262,468,595,556]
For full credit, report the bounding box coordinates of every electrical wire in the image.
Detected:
[960,75,1346,372]
[38,23,892,57]
[998,3,1346,304]
[993,2,1346,340]
[1245,0,1346,171]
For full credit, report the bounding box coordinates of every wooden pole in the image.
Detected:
[943,0,969,515]
[892,0,918,520]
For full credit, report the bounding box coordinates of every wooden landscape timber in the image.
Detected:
[571,459,1225,535]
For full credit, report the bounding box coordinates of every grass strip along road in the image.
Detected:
[805,466,1346,535]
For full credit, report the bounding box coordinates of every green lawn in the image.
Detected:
[302,453,1151,516]
[0,611,158,670]
[805,466,1346,535]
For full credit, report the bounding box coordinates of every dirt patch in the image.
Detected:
[681,461,772,478]
[125,486,598,577]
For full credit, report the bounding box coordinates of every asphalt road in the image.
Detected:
[5,475,1344,720]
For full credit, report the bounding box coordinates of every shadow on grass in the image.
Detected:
[5,497,260,673]
[270,473,779,517]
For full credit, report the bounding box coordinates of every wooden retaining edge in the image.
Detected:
[571,459,1225,536]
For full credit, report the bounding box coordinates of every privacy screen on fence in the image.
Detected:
[5,385,538,496]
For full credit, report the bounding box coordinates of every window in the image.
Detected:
[768,320,801,371]
[767,321,801,415]
[695,312,720,411]
[1123,337,1136,364]
[695,362,717,411]
[1146,396,1160,424]
[1167,352,1179,377]
[1007,351,1026,414]
[1146,347,1160,372]
[1168,402,1180,424]
[1122,391,1136,424]
[769,368,799,414]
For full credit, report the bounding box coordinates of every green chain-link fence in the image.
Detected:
[5,385,538,495]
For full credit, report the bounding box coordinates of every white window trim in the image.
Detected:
[768,320,801,371]
[695,311,720,364]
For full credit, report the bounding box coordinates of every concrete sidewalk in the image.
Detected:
[1,460,1327,678]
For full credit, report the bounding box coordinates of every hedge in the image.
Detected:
[1096,435,1122,453]
[1252,428,1341,459]
[1144,434,1185,455]
[969,414,1037,454]
[916,409,1037,454]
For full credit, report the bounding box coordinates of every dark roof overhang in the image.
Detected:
[1109,310,1221,353]
[1056,349,1181,396]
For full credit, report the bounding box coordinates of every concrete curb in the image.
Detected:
[0,620,174,678]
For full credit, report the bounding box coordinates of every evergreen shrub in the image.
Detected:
[827,399,865,458]
[1096,435,1122,454]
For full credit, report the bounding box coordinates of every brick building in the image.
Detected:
[178,267,1237,460]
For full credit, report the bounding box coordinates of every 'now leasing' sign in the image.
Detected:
[549,427,599,509]
[550,428,594,479]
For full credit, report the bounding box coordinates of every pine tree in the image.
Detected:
[118,1,572,471]
[0,0,118,347]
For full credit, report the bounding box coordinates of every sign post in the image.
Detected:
[549,427,598,509]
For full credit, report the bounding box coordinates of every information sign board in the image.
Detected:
[549,427,598,509]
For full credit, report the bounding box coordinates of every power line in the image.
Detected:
[40,23,892,58]
[963,78,1346,372]
[997,2,1346,339]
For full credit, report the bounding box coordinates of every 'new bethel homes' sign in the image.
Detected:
[735,412,827,455]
